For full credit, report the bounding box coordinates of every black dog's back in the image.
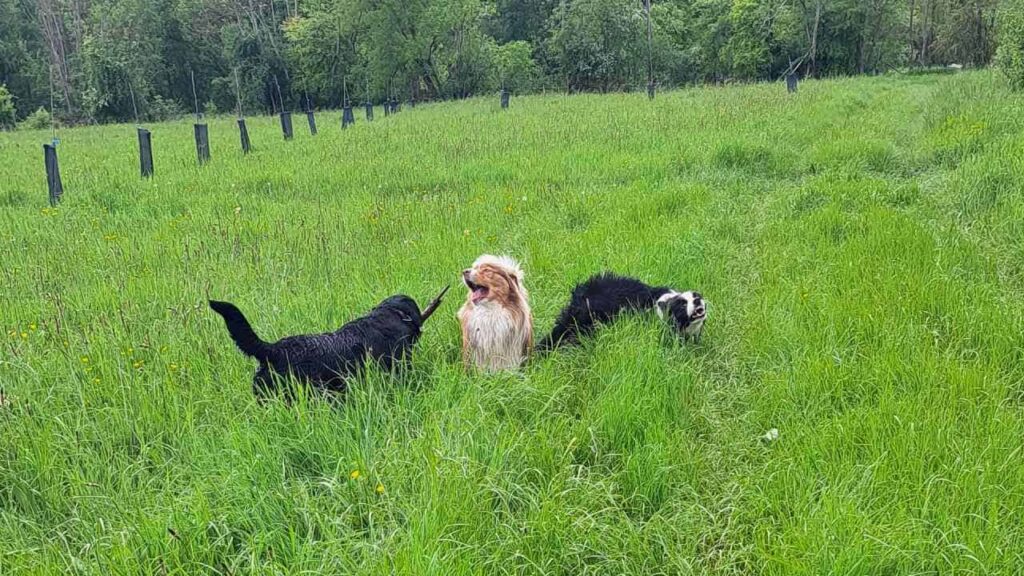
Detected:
[538,273,669,351]
[209,292,445,398]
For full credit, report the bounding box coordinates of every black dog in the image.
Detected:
[537,273,706,351]
[209,287,449,398]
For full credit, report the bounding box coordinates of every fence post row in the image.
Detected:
[786,73,799,94]
[44,143,63,206]
[238,118,251,154]
[307,110,317,135]
[137,128,154,177]
[280,111,294,140]
[342,102,355,128]
[194,123,210,165]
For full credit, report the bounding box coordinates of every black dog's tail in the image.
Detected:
[209,300,271,362]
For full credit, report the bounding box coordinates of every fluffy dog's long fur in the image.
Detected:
[210,287,448,398]
[458,255,533,371]
[538,272,706,351]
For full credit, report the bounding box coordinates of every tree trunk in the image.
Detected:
[37,0,74,118]
[908,0,916,64]
[798,0,822,77]
[809,0,821,76]
[920,0,931,66]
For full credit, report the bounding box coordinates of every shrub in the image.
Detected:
[490,41,541,94]
[18,107,52,131]
[997,0,1024,90]
[148,95,186,121]
[0,84,15,129]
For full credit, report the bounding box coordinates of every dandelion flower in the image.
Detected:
[350,470,361,481]
[29,323,36,331]
[20,333,27,340]
[80,356,90,364]
[133,360,144,369]
[376,483,385,495]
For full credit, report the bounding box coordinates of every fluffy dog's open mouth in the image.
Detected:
[464,277,489,304]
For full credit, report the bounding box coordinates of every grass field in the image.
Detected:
[2,71,1024,574]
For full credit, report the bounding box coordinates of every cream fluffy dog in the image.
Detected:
[458,255,533,371]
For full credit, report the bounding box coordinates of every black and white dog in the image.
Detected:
[537,273,705,351]
[209,287,448,398]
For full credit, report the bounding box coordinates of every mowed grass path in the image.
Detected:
[2,71,1024,574]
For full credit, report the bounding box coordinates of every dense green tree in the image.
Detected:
[0,84,16,128]
[0,0,1008,124]
[997,0,1024,88]
[545,0,645,91]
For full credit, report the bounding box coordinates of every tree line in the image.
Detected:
[0,0,1014,126]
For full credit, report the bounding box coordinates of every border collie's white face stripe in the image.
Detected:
[656,290,706,337]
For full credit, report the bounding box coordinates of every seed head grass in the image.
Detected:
[1,71,1023,573]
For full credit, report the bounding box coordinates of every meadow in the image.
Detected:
[2,71,1024,574]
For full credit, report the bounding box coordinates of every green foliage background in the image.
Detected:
[0,0,1007,125]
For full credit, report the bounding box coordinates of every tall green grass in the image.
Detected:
[2,71,1023,574]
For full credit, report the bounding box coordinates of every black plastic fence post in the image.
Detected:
[238,118,251,154]
[137,128,154,178]
[365,102,374,121]
[384,101,391,117]
[43,143,63,206]
[194,123,210,165]
[306,110,317,135]
[647,80,656,100]
[342,103,354,128]
[500,89,510,109]
[280,112,294,140]
[786,73,798,94]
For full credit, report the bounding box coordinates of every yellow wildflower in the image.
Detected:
[20,333,27,340]
[133,360,144,369]
[376,484,385,495]
[350,470,361,481]
[80,356,90,364]
[29,323,37,331]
